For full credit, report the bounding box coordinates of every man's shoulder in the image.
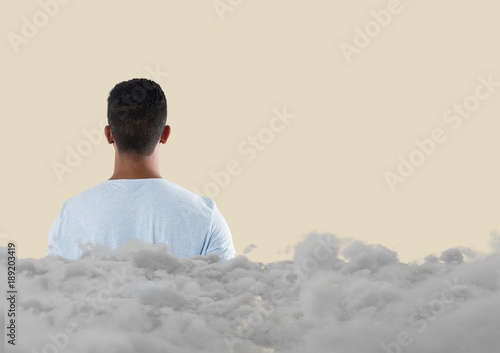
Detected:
[63,180,109,200]
[161,179,215,209]
[60,181,106,207]
[163,183,220,221]
[63,179,215,210]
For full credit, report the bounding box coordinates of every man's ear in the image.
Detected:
[104,125,114,144]
[160,125,171,144]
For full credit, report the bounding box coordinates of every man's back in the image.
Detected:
[47,178,236,261]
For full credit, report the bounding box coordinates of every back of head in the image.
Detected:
[107,78,167,156]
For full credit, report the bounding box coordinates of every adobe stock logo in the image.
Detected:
[380,277,472,353]
[7,0,73,54]
[51,121,108,183]
[30,268,128,353]
[194,107,296,199]
[384,74,500,192]
[340,0,408,64]
[213,0,243,21]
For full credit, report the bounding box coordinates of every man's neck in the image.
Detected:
[109,151,162,180]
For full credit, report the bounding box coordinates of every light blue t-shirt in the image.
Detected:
[47,178,236,261]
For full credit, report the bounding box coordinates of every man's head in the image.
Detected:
[106,78,168,157]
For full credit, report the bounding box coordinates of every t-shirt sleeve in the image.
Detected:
[205,203,236,261]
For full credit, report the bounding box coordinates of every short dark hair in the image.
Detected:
[107,78,167,156]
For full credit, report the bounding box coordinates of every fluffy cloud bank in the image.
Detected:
[1,233,499,353]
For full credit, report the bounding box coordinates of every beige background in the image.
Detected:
[1,0,499,263]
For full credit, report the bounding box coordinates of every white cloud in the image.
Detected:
[2,233,499,353]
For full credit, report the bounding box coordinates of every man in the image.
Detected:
[47,78,236,261]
